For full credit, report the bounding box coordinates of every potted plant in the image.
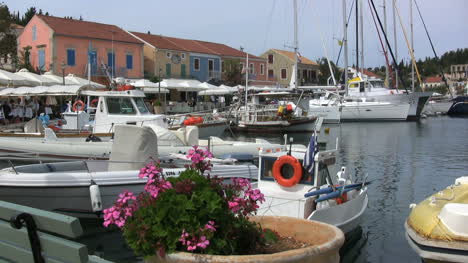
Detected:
[153,99,163,114]
[103,146,344,263]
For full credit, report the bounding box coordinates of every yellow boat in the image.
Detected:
[405,177,468,263]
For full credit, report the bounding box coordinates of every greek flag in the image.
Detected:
[303,135,316,174]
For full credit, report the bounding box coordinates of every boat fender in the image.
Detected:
[72,100,85,112]
[272,155,303,187]
[89,180,102,212]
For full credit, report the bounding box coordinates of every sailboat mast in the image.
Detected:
[410,0,415,92]
[359,0,364,74]
[355,0,359,73]
[245,53,249,115]
[343,0,349,95]
[392,0,398,89]
[383,0,389,85]
[293,0,298,88]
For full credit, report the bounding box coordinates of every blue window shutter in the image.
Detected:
[67,49,75,66]
[126,54,133,69]
[108,52,116,71]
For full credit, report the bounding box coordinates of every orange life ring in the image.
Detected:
[90,98,99,108]
[272,155,303,187]
[72,100,85,112]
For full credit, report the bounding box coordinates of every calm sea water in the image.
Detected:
[3,116,468,262]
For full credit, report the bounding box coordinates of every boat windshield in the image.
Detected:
[134,97,149,114]
[106,97,136,115]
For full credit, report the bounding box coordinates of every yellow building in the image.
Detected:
[260,49,319,87]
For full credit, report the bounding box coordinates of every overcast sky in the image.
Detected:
[7,0,468,68]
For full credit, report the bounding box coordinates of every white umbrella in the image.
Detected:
[65,74,106,88]
[159,79,205,91]
[15,68,61,86]
[0,85,83,96]
[0,69,36,87]
[41,72,76,85]
[198,82,232,95]
[220,84,238,93]
[131,79,169,93]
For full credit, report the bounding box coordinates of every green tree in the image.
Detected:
[316,57,341,85]
[0,4,18,70]
[18,46,35,72]
[20,7,36,26]
[222,59,242,86]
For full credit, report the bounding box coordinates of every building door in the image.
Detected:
[38,49,45,72]
[181,64,186,78]
[166,63,171,78]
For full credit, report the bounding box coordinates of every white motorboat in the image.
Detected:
[405,177,468,262]
[255,132,368,235]
[0,125,259,218]
[306,95,341,124]
[0,126,297,160]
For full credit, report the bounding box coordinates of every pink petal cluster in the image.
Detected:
[139,162,172,199]
[103,190,137,228]
[179,220,217,252]
[226,178,265,216]
[186,145,213,173]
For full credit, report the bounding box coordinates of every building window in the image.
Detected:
[32,25,37,41]
[260,64,265,75]
[194,58,200,71]
[222,61,225,72]
[67,49,76,66]
[208,59,214,71]
[268,69,274,78]
[166,63,171,78]
[166,52,171,58]
[268,54,274,64]
[249,63,254,74]
[107,52,116,72]
[281,68,287,79]
[126,54,133,69]
[181,53,185,60]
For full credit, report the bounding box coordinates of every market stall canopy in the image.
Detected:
[15,69,61,86]
[131,79,169,93]
[65,74,106,88]
[41,72,76,85]
[158,79,205,92]
[0,69,37,87]
[0,84,100,96]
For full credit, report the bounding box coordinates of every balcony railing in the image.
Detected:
[208,70,221,80]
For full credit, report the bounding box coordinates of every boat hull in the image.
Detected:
[341,102,410,121]
[308,188,368,234]
[307,105,341,124]
[233,117,317,133]
[363,92,433,120]
[0,163,258,218]
[447,96,468,116]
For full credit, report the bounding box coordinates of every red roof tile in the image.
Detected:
[131,31,263,59]
[272,49,317,65]
[425,76,442,83]
[37,15,142,44]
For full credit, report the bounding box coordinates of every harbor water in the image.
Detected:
[2,116,468,262]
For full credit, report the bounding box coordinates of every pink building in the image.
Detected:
[18,15,144,81]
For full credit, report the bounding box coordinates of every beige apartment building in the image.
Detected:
[260,49,319,87]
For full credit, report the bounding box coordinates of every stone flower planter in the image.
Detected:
[146,216,344,263]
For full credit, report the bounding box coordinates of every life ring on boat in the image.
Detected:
[72,100,85,112]
[272,155,303,187]
[90,98,99,108]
